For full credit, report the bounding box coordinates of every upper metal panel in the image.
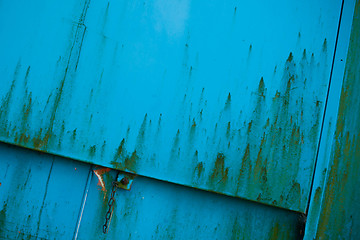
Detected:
[0,0,341,212]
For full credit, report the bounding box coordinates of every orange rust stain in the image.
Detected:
[191,118,196,128]
[93,167,111,193]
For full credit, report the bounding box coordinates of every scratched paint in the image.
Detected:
[0,0,342,211]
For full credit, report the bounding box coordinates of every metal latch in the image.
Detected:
[103,171,135,234]
[114,172,135,190]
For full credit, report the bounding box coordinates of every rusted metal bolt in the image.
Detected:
[120,177,129,185]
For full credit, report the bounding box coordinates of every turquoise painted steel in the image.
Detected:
[0,0,343,212]
[0,143,91,239]
[0,143,303,239]
[305,0,360,239]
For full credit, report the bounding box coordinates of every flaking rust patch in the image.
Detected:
[93,167,111,198]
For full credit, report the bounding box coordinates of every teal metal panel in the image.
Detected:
[0,142,305,239]
[0,0,342,212]
[77,168,303,240]
[305,0,360,239]
[0,143,91,239]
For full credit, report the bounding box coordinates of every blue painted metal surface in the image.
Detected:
[0,0,343,212]
[305,0,360,238]
[0,143,303,239]
[78,166,303,239]
[0,143,91,239]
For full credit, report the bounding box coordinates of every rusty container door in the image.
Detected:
[0,0,343,212]
[0,0,358,239]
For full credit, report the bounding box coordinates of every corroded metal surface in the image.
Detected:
[0,143,304,239]
[305,1,360,238]
[0,0,342,211]
[78,166,304,239]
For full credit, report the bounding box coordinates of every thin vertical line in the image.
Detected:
[305,0,345,215]
[74,164,93,240]
[35,157,55,236]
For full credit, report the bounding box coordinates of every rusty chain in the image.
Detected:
[103,180,118,234]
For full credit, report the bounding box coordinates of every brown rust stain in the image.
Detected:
[192,151,205,184]
[322,38,327,52]
[239,144,251,177]
[269,222,280,240]
[17,66,32,145]
[111,138,139,172]
[18,3,91,151]
[209,153,229,189]
[31,69,67,150]
[124,150,139,172]
[226,122,231,138]
[0,60,22,130]
[230,216,242,239]
[194,162,204,179]
[136,114,148,148]
[190,118,197,141]
[258,77,265,97]
[225,92,231,110]
[268,222,292,240]
[89,145,96,157]
[286,52,293,63]
[312,187,322,207]
[0,203,7,236]
[247,121,252,133]
[253,134,266,181]
[316,3,360,235]
[113,138,126,161]
[169,129,181,162]
[231,49,323,209]
[286,181,301,207]
[101,140,106,158]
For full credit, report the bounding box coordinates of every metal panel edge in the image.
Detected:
[304,0,357,238]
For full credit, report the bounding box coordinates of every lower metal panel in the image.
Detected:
[0,143,303,239]
[0,143,90,239]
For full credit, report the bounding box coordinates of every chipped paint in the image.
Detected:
[93,167,111,193]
